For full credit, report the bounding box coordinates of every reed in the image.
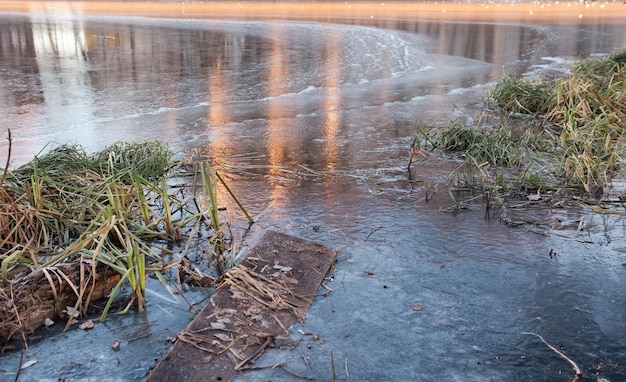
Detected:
[437,122,524,167]
[196,162,255,275]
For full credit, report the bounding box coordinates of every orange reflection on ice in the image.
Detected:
[1,2,624,26]
[322,29,341,172]
[265,23,290,202]
[208,62,227,129]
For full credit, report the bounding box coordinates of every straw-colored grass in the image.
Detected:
[416,49,626,208]
[548,50,626,193]
[1,141,175,254]
[0,139,253,341]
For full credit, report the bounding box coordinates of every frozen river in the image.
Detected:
[1,2,626,381]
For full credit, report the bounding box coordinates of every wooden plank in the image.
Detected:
[146,231,337,382]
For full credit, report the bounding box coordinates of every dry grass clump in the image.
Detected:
[420,49,626,199]
[0,139,252,341]
[548,50,626,192]
[0,141,183,323]
[490,74,555,116]
[1,142,173,254]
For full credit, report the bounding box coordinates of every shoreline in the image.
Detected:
[1,1,625,25]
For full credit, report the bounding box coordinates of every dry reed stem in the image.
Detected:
[174,261,307,374]
[221,267,301,315]
[0,262,121,342]
[176,331,248,355]
[0,129,10,189]
[234,336,271,370]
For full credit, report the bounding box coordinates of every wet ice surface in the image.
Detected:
[1,6,626,382]
[0,15,493,166]
[3,179,626,381]
[221,178,626,382]
[0,279,212,381]
[6,11,624,165]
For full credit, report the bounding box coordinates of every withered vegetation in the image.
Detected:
[411,50,626,214]
[0,138,251,343]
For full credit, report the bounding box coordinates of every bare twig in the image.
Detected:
[365,226,383,241]
[280,364,312,380]
[10,283,28,350]
[522,332,583,382]
[407,133,422,171]
[14,348,24,382]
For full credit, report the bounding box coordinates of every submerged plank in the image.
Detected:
[146,231,337,382]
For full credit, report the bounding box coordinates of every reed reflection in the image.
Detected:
[29,15,98,147]
[0,20,42,107]
[321,29,341,172]
[351,16,626,80]
[207,61,228,151]
[265,23,291,203]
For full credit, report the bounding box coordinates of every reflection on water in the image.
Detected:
[2,4,626,168]
[321,28,341,171]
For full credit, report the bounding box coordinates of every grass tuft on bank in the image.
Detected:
[416,49,626,204]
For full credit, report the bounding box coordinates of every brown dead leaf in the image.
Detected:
[411,305,423,311]
[79,319,95,330]
[63,306,80,318]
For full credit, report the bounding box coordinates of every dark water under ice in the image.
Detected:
[1,4,625,381]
